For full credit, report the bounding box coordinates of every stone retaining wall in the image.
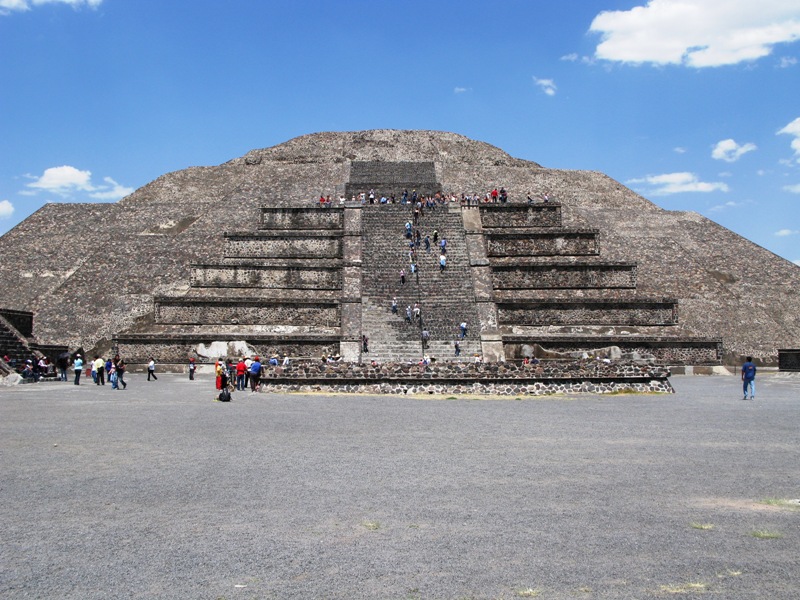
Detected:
[224,233,342,259]
[260,207,344,230]
[486,230,599,256]
[114,335,340,363]
[504,339,722,365]
[0,309,34,337]
[479,204,562,228]
[492,264,637,289]
[154,301,340,326]
[190,264,341,289]
[255,360,673,395]
[498,300,677,326]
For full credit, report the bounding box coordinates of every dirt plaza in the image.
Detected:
[1,374,798,599]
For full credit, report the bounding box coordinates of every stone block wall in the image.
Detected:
[345,161,440,200]
[190,264,341,289]
[503,338,722,365]
[0,309,34,337]
[260,207,344,230]
[224,233,343,259]
[486,230,599,256]
[255,360,673,395]
[154,299,340,327]
[497,300,678,326]
[479,204,562,228]
[114,334,340,364]
[491,263,637,290]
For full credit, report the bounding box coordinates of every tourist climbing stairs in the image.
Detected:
[360,203,481,363]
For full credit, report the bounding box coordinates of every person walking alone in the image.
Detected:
[741,356,756,400]
[147,357,158,381]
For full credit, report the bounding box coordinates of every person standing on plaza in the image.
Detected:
[147,357,157,381]
[741,356,757,400]
[249,356,262,392]
[236,358,246,390]
[73,354,83,385]
[188,357,196,380]
[116,357,127,389]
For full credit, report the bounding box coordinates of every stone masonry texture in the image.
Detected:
[0,130,798,364]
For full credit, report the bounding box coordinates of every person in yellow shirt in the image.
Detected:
[94,356,106,386]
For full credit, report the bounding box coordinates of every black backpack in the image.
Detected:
[218,388,231,402]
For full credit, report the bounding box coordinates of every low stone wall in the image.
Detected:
[113,335,340,363]
[498,300,678,326]
[224,233,343,259]
[492,263,637,289]
[190,264,341,289]
[486,230,599,256]
[503,338,722,365]
[154,300,340,326]
[479,204,562,228]
[260,207,343,230]
[256,361,673,395]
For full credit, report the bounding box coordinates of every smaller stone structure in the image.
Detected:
[256,360,673,396]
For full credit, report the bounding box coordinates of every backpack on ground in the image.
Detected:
[218,388,231,402]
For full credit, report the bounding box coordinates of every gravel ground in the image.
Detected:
[1,373,799,599]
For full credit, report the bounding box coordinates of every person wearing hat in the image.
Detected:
[188,357,196,381]
[73,354,83,385]
[249,356,262,392]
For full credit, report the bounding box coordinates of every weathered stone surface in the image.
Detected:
[0,130,797,365]
[255,360,673,395]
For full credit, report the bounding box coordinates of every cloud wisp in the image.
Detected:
[775,228,799,236]
[533,76,557,96]
[589,0,800,67]
[628,171,730,196]
[711,138,757,162]
[23,165,133,201]
[0,0,102,15]
[778,116,800,162]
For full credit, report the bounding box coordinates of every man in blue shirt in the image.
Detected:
[250,356,262,392]
[741,356,756,400]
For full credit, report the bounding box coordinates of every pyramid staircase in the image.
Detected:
[359,204,481,362]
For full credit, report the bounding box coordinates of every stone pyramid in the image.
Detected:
[0,130,797,366]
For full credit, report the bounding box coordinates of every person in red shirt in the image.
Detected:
[236,358,247,391]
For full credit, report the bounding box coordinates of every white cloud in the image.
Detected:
[711,138,757,162]
[26,165,95,196]
[778,116,800,162]
[674,146,687,154]
[779,56,798,67]
[0,199,13,218]
[589,0,800,67]
[89,177,134,200]
[708,200,745,212]
[0,0,101,14]
[561,53,579,62]
[533,76,557,96]
[775,228,799,236]
[784,183,800,193]
[628,171,730,195]
[24,165,132,201]
[453,87,468,94]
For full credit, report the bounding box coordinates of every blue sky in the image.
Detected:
[1,0,799,265]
